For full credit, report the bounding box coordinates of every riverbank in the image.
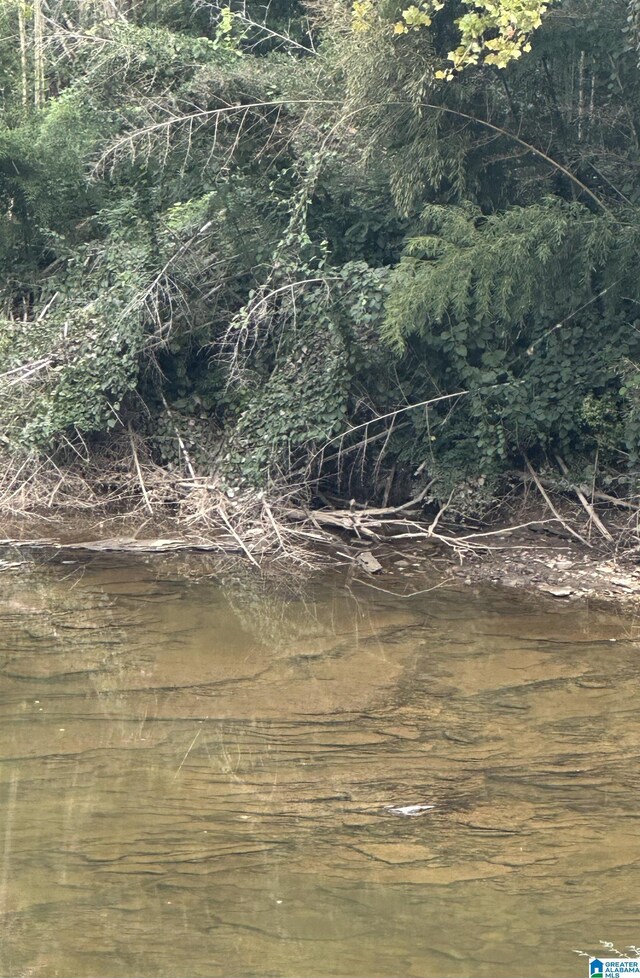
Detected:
[2,503,640,608]
[449,530,640,604]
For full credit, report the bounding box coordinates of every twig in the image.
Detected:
[426,490,454,537]
[174,728,202,780]
[352,577,455,597]
[524,457,592,547]
[589,489,640,512]
[216,505,260,566]
[128,425,153,515]
[312,389,472,458]
[555,454,613,541]
[517,471,640,512]
[160,393,197,480]
[263,501,287,552]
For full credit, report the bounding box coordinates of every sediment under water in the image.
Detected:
[0,554,638,977]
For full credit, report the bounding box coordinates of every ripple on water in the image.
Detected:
[0,556,638,977]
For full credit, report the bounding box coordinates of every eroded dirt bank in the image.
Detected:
[447,532,640,605]
[2,512,640,608]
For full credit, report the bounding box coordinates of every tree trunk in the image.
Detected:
[17,1,28,110]
[33,0,45,109]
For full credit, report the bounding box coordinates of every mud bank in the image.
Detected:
[2,513,640,608]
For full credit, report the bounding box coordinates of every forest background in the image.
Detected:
[1,0,640,547]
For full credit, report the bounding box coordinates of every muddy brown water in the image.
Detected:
[0,554,638,978]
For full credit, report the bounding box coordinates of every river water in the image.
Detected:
[0,553,638,977]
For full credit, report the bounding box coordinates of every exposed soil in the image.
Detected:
[344,522,640,607]
[2,508,640,607]
[448,529,640,605]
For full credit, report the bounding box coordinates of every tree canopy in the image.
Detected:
[1,0,639,515]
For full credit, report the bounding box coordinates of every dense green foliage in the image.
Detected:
[1,0,640,511]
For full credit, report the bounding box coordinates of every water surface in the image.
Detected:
[0,555,638,977]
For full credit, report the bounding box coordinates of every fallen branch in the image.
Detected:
[283,503,558,556]
[129,424,153,515]
[555,454,613,541]
[518,471,640,513]
[590,489,640,512]
[524,457,592,547]
[160,393,197,481]
[216,505,261,566]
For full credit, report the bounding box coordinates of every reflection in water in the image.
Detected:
[0,555,639,977]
